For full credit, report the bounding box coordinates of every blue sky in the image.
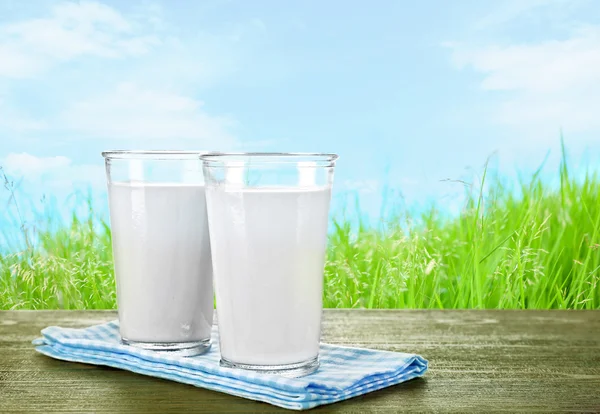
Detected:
[1,0,600,228]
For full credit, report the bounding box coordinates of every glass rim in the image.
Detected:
[102,150,209,160]
[200,152,339,166]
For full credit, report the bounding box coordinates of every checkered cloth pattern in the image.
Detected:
[33,321,428,410]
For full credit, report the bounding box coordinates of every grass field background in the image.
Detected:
[1,148,598,310]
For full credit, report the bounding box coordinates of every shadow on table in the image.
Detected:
[33,353,428,413]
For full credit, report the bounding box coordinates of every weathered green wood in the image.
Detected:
[1,310,599,413]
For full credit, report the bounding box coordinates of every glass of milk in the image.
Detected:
[201,152,338,377]
[102,151,214,356]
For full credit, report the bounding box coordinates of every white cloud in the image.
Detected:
[474,0,582,30]
[447,25,600,134]
[0,2,263,147]
[0,1,160,78]
[3,152,71,177]
[1,152,104,189]
[451,26,600,94]
[60,82,237,146]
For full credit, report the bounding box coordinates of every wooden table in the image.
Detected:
[1,310,599,413]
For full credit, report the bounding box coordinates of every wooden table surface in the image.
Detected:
[1,310,599,413]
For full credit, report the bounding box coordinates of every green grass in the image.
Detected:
[1,149,599,309]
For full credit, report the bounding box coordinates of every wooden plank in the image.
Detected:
[1,310,599,413]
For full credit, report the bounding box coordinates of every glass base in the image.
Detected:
[220,356,319,378]
[121,338,211,357]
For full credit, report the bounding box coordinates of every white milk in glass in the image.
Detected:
[108,182,213,343]
[206,186,331,365]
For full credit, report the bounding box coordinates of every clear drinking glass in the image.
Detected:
[201,152,338,377]
[102,150,214,356]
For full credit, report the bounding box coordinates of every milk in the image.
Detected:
[108,182,213,344]
[205,186,331,366]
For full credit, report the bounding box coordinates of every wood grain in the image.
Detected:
[1,310,599,413]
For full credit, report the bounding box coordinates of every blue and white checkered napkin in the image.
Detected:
[33,321,428,410]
